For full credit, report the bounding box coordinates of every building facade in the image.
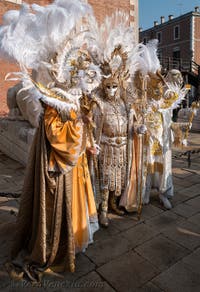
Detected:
[0,0,138,115]
[140,7,200,65]
[139,7,200,100]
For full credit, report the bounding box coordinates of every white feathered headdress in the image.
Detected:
[0,0,102,117]
[0,0,92,69]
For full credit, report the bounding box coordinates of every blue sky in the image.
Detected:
[139,0,200,30]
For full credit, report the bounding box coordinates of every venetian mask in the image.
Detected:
[147,72,164,101]
[106,83,118,97]
[103,77,119,100]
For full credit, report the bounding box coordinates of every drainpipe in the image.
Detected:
[190,14,194,63]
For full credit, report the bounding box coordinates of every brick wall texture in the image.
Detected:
[88,0,131,24]
[194,17,200,63]
[0,0,136,115]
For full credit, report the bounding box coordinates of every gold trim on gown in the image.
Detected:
[9,106,98,281]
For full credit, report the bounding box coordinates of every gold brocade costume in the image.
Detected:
[121,69,188,212]
[93,88,129,225]
[10,106,98,280]
[98,97,128,196]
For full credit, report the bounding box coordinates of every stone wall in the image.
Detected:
[0,119,36,165]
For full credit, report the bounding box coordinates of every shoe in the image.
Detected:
[99,212,109,227]
[142,193,150,205]
[109,195,125,216]
[159,194,172,209]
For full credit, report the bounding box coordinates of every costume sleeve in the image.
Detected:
[44,106,82,173]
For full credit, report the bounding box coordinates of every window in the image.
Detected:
[143,37,148,44]
[173,47,180,60]
[174,25,180,40]
[156,32,162,44]
[157,50,162,61]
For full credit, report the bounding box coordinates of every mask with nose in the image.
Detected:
[103,77,119,100]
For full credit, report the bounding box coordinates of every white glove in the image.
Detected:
[182,139,187,146]
[137,124,147,134]
[94,143,101,155]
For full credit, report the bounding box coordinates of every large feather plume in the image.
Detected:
[130,39,161,77]
[86,10,137,70]
[0,0,92,69]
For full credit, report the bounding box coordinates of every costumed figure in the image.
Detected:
[0,0,101,281]
[85,12,139,226]
[168,69,200,149]
[120,40,188,214]
[95,51,129,227]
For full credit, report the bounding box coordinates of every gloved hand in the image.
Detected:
[137,124,147,134]
[87,144,101,155]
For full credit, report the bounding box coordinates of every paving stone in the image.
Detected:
[0,223,16,265]
[185,196,200,208]
[0,265,10,290]
[17,271,108,292]
[173,176,195,188]
[180,184,200,197]
[122,223,160,248]
[43,253,95,283]
[188,213,200,226]
[172,158,188,169]
[173,184,186,192]
[180,173,200,184]
[85,233,132,266]
[150,198,171,211]
[162,220,200,251]
[97,251,159,291]
[171,192,190,206]
[186,167,200,175]
[145,210,183,231]
[108,212,140,231]
[172,168,193,179]
[172,202,199,218]
[138,282,164,292]
[182,247,200,269]
[0,208,17,224]
[93,223,120,242]
[63,253,95,280]
[6,280,47,292]
[65,271,115,292]
[139,204,164,220]
[0,198,19,208]
[0,199,19,220]
[152,259,200,292]
[135,234,190,272]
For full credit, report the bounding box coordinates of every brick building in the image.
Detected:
[139,6,200,100]
[0,0,138,116]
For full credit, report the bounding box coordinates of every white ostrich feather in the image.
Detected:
[0,0,92,69]
[2,10,20,25]
[164,83,188,110]
[131,40,161,76]
[86,10,137,67]
[22,76,80,118]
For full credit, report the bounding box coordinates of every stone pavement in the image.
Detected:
[0,132,200,292]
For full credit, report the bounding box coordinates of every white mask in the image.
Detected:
[105,83,118,98]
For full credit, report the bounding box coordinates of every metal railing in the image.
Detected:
[160,57,200,76]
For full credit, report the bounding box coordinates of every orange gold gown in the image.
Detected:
[10,105,98,279]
